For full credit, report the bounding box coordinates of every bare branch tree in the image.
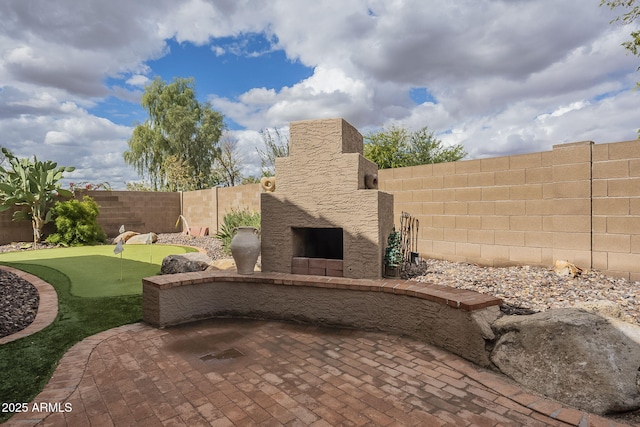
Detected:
[212,132,243,187]
[257,128,289,177]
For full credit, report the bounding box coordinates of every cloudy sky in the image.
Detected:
[1,0,639,188]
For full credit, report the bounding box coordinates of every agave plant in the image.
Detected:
[0,147,75,244]
[215,208,261,255]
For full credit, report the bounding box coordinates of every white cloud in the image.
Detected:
[126,75,150,87]
[0,94,134,186]
[233,129,264,178]
[213,66,374,129]
[536,101,591,121]
[208,0,640,162]
[0,0,639,188]
[211,45,226,56]
[44,131,73,146]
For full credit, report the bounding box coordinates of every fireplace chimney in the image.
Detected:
[260,118,394,279]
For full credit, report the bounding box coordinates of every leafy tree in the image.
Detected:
[601,0,640,60]
[241,176,261,184]
[163,154,198,191]
[45,196,107,246]
[364,125,466,169]
[601,0,640,137]
[211,132,243,187]
[68,181,112,191]
[365,126,410,169]
[124,77,225,191]
[0,147,75,244]
[125,181,153,191]
[257,128,289,177]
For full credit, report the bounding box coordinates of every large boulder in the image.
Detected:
[161,253,212,274]
[126,232,158,245]
[207,258,237,271]
[113,231,139,243]
[491,308,640,415]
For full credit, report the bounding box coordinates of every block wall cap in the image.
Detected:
[143,271,502,312]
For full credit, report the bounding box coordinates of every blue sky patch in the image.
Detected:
[92,34,313,129]
[409,87,437,105]
[592,88,627,102]
[149,36,312,100]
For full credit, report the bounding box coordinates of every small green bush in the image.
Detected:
[215,208,261,255]
[384,229,402,267]
[45,196,107,246]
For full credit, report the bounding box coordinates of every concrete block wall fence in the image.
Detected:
[379,141,593,272]
[0,186,262,245]
[181,184,261,235]
[0,205,37,243]
[592,141,640,279]
[0,190,181,243]
[378,139,640,280]
[1,139,639,279]
[182,188,218,234]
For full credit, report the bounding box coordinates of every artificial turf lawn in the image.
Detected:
[0,263,143,423]
[0,244,198,422]
[0,244,197,297]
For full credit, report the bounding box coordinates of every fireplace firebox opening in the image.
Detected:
[292,227,343,259]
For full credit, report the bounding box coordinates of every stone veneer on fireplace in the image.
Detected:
[260,118,394,279]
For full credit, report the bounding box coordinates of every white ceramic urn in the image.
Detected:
[230,226,261,274]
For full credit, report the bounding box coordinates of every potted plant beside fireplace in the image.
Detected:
[383,229,402,278]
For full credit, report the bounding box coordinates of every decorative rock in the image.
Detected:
[161,253,212,274]
[126,232,158,245]
[207,258,237,271]
[206,258,261,272]
[113,231,139,243]
[491,308,640,414]
[412,259,640,326]
[0,270,38,338]
[574,299,634,322]
[553,259,582,277]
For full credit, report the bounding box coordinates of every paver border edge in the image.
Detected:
[0,265,59,345]
[4,322,147,426]
[437,353,630,427]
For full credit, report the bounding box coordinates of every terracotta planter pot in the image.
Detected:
[230,227,261,274]
[384,265,400,278]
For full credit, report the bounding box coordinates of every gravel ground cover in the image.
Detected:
[0,270,38,338]
[159,234,637,328]
[406,259,640,325]
[155,232,227,260]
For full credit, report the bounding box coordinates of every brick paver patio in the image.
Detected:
[4,318,627,426]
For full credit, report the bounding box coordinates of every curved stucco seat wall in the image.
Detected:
[142,271,502,367]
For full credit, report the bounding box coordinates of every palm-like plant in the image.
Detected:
[0,148,75,245]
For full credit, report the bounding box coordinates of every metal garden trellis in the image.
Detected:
[400,211,419,264]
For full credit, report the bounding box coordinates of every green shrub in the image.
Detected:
[384,229,402,267]
[45,196,107,246]
[215,208,261,255]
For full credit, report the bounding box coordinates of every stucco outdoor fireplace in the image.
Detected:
[261,118,394,279]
